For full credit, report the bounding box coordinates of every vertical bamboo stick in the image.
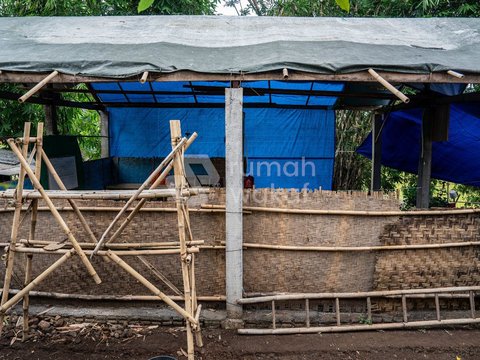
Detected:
[305,299,310,327]
[272,300,276,329]
[367,297,372,323]
[23,122,43,341]
[170,120,195,360]
[7,139,101,284]
[435,294,441,321]
[335,298,341,326]
[470,291,476,319]
[0,122,31,335]
[402,295,408,323]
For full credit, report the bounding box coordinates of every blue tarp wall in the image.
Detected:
[357,102,480,187]
[108,107,335,190]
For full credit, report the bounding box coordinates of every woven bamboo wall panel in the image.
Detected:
[2,189,479,299]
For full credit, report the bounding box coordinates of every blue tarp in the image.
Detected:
[357,103,480,187]
[109,107,335,190]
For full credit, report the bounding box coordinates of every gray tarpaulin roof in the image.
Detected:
[0,16,479,78]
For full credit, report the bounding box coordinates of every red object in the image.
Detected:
[244,175,254,189]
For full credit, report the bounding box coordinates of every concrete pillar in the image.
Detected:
[371,113,383,192]
[224,87,244,328]
[100,110,109,158]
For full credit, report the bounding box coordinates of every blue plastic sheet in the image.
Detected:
[357,103,480,187]
[109,107,335,190]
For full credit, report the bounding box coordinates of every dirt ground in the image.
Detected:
[1,327,480,360]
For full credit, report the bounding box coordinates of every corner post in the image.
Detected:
[100,110,109,158]
[416,108,434,209]
[224,87,244,328]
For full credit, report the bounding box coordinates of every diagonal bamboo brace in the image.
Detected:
[106,251,198,326]
[93,136,190,255]
[7,139,101,284]
[0,250,74,314]
[106,132,197,245]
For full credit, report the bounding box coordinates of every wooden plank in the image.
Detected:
[2,70,480,84]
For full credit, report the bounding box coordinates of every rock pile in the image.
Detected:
[2,314,160,346]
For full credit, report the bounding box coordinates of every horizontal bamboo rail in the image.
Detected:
[201,204,480,216]
[238,318,480,335]
[235,241,480,252]
[16,239,204,249]
[244,292,471,300]
[1,288,225,302]
[0,188,209,200]
[237,286,480,304]
[12,246,200,256]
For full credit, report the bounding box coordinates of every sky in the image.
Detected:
[216,1,251,15]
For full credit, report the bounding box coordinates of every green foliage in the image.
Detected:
[335,0,350,12]
[138,0,155,13]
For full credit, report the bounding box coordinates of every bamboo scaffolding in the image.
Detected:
[201,203,480,216]
[171,120,197,360]
[238,286,480,304]
[7,139,101,284]
[94,135,189,254]
[0,122,31,335]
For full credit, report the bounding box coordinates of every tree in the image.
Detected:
[0,0,219,159]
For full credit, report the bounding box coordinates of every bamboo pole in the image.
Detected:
[201,204,480,217]
[18,71,59,103]
[0,250,73,315]
[106,251,198,325]
[447,70,465,79]
[12,246,199,256]
[18,239,204,249]
[238,318,480,335]
[368,68,410,103]
[137,255,183,296]
[170,120,195,360]
[2,289,225,302]
[7,139,101,284]
[0,122,31,336]
[0,206,228,214]
[402,295,408,322]
[0,188,208,200]
[237,286,480,304]
[23,122,43,341]
[94,136,189,255]
[233,241,480,252]
[40,150,98,244]
[435,294,441,321]
[305,299,310,327]
[272,300,276,329]
[140,71,149,84]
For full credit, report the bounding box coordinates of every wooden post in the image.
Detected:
[225,87,244,326]
[100,111,109,159]
[371,113,382,192]
[0,122,30,335]
[416,107,434,209]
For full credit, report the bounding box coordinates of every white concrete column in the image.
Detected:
[100,110,109,159]
[225,88,243,324]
